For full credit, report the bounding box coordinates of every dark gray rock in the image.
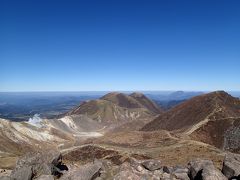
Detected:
[171,166,189,180]
[10,151,64,180]
[222,153,240,179]
[163,166,173,174]
[141,159,162,171]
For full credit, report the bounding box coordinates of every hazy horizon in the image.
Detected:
[1,89,240,93]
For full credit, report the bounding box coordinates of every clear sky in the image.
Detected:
[1,0,240,91]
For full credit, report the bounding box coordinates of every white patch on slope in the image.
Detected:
[11,122,63,143]
[58,116,103,137]
[73,132,103,137]
[59,116,78,130]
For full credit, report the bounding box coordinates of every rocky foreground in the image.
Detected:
[0,150,239,180]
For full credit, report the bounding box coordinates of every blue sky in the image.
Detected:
[1,0,240,91]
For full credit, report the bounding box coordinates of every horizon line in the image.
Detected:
[0,90,240,93]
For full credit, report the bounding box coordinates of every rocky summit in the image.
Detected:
[1,149,240,180]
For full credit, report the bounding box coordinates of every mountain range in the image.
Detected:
[0,91,240,179]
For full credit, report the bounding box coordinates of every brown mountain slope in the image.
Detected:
[130,92,163,113]
[100,92,143,109]
[68,92,161,124]
[141,91,240,152]
[100,92,162,113]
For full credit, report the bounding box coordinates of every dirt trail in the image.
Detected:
[185,103,222,135]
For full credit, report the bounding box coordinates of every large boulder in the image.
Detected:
[202,166,227,180]
[60,161,102,180]
[10,151,66,180]
[141,159,162,171]
[171,166,189,180]
[188,159,227,180]
[127,157,163,172]
[222,153,240,179]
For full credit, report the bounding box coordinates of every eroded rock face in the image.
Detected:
[222,153,240,179]
[10,151,67,180]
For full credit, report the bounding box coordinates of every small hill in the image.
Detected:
[68,92,162,124]
[142,91,240,152]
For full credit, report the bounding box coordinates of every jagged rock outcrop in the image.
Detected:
[4,151,240,180]
[10,151,67,180]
